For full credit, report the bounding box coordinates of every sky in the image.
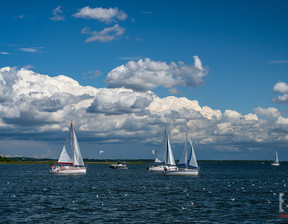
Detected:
[0,0,288,160]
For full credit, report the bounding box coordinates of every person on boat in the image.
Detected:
[147,164,150,171]
[50,163,54,169]
[163,166,167,172]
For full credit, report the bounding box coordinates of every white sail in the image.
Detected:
[73,129,84,166]
[166,135,176,166]
[153,129,176,165]
[154,131,166,163]
[51,121,86,174]
[275,150,279,163]
[57,121,85,166]
[178,132,188,166]
[155,157,164,163]
[148,129,177,172]
[188,136,198,168]
[58,145,73,164]
[177,132,198,168]
[178,147,187,166]
[57,123,74,164]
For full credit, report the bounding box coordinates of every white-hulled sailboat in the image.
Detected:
[164,132,199,176]
[271,150,280,166]
[50,121,86,174]
[148,129,178,172]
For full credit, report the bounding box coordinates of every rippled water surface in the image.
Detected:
[1,162,288,223]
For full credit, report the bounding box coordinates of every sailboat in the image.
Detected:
[148,129,178,172]
[271,150,280,166]
[50,121,86,174]
[164,132,199,176]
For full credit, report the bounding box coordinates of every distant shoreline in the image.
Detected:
[0,158,282,165]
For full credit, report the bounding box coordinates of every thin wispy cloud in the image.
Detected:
[119,56,143,61]
[20,47,43,53]
[81,24,125,43]
[0,52,9,55]
[50,6,65,21]
[15,15,28,19]
[73,6,128,23]
[267,60,288,64]
[82,70,102,80]
[22,65,34,70]
[141,11,154,15]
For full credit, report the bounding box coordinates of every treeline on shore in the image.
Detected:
[0,156,153,164]
[0,155,280,164]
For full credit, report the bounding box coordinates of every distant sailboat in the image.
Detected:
[164,132,199,176]
[50,121,86,174]
[148,129,178,172]
[271,150,280,166]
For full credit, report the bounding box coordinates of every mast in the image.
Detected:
[165,129,168,165]
[71,121,75,166]
[185,132,188,169]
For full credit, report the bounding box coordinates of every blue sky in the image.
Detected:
[0,0,287,160]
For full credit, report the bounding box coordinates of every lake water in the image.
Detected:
[1,162,288,223]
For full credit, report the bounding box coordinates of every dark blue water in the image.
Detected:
[1,162,288,223]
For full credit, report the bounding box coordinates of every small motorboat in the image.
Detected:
[109,161,128,169]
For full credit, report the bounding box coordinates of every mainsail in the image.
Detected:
[188,136,198,168]
[166,134,176,166]
[275,150,279,163]
[154,130,166,163]
[72,128,84,166]
[154,129,176,166]
[178,132,198,168]
[57,121,84,166]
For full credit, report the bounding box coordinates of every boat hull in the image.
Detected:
[148,165,178,172]
[109,164,128,169]
[271,162,280,166]
[164,168,199,176]
[50,166,86,174]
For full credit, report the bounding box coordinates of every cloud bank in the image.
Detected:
[0,66,287,156]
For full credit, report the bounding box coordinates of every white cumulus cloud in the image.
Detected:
[87,88,154,115]
[73,6,128,23]
[105,57,207,91]
[273,81,288,93]
[254,107,281,118]
[272,81,288,103]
